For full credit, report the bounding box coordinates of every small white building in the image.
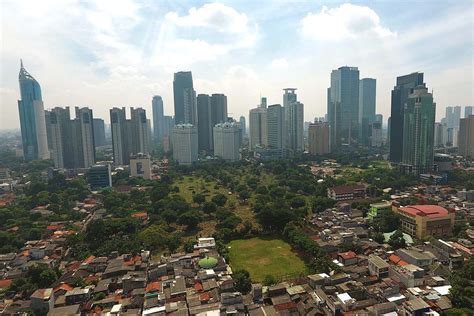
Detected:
[194,237,216,249]
[130,153,152,180]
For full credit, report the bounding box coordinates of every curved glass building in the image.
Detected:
[18,60,49,160]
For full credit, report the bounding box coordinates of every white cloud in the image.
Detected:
[165,2,251,34]
[301,3,395,41]
[269,58,289,69]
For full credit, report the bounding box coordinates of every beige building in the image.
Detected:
[308,122,330,155]
[130,153,152,180]
[393,205,455,239]
[458,115,474,159]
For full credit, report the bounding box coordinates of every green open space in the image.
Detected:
[227,237,307,282]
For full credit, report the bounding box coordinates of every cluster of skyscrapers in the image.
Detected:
[16,61,474,172]
[248,89,305,160]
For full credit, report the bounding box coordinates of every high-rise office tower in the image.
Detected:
[110,107,128,165]
[389,72,424,163]
[327,66,360,150]
[93,118,106,147]
[370,122,383,147]
[45,109,64,168]
[358,78,376,145]
[401,85,436,174]
[267,104,285,149]
[17,61,49,161]
[197,94,212,152]
[283,89,304,152]
[210,94,228,149]
[249,106,267,150]
[44,107,72,168]
[434,122,448,148]
[172,124,198,165]
[173,71,196,125]
[458,115,474,159]
[283,88,297,107]
[239,116,246,138]
[465,106,473,118]
[73,107,95,168]
[445,106,461,129]
[260,97,267,108]
[130,108,151,156]
[152,96,164,143]
[213,122,241,162]
[375,114,383,124]
[110,107,150,165]
[163,116,174,137]
[308,122,330,155]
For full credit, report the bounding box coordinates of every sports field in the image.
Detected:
[227,237,306,282]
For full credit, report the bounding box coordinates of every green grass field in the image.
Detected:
[227,238,307,282]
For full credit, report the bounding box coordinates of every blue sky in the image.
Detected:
[1,0,473,129]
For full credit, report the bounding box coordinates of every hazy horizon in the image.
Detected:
[1,0,473,129]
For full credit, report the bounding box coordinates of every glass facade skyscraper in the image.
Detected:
[401,85,436,174]
[358,78,376,145]
[389,72,424,163]
[18,61,49,161]
[328,66,360,150]
[173,71,196,125]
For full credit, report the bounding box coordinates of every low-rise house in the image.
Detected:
[31,288,54,314]
[396,248,434,267]
[65,287,91,306]
[368,255,389,278]
[389,264,425,288]
[338,251,358,265]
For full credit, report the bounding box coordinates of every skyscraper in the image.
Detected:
[239,116,246,138]
[73,107,95,168]
[267,104,285,149]
[172,124,198,165]
[130,107,151,155]
[359,78,376,145]
[173,71,196,125]
[93,118,106,147]
[283,89,304,152]
[197,94,212,152]
[308,122,330,155]
[328,66,360,150]
[445,106,461,129]
[401,85,436,174]
[465,106,473,118]
[458,115,474,159]
[152,96,164,143]
[45,107,72,169]
[17,61,49,160]
[249,106,267,150]
[110,107,150,165]
[389,72,424,163]
[213,122,240,162]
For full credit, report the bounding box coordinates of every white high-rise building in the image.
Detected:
[267,104,285,149]
[213,122,240,162]
[283,88,304,152]
[172,124,198,165]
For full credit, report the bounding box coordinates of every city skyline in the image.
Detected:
[1,1,473,130]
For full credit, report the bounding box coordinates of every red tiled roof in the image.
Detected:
[194,282,203,292]
[398,260,409,266]
[0,279,12,288]
[331,184,365,195]
[389,254,401,264]
[53,283,73,293]
[338,251,357,260]
[399,205,450,218]
[131,212,148,219]
[200,292,211,302]
[274,302,296,311]
[83,255,96,264]
[146,281,161,293]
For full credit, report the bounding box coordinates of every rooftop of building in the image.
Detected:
[399,205,450,218]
